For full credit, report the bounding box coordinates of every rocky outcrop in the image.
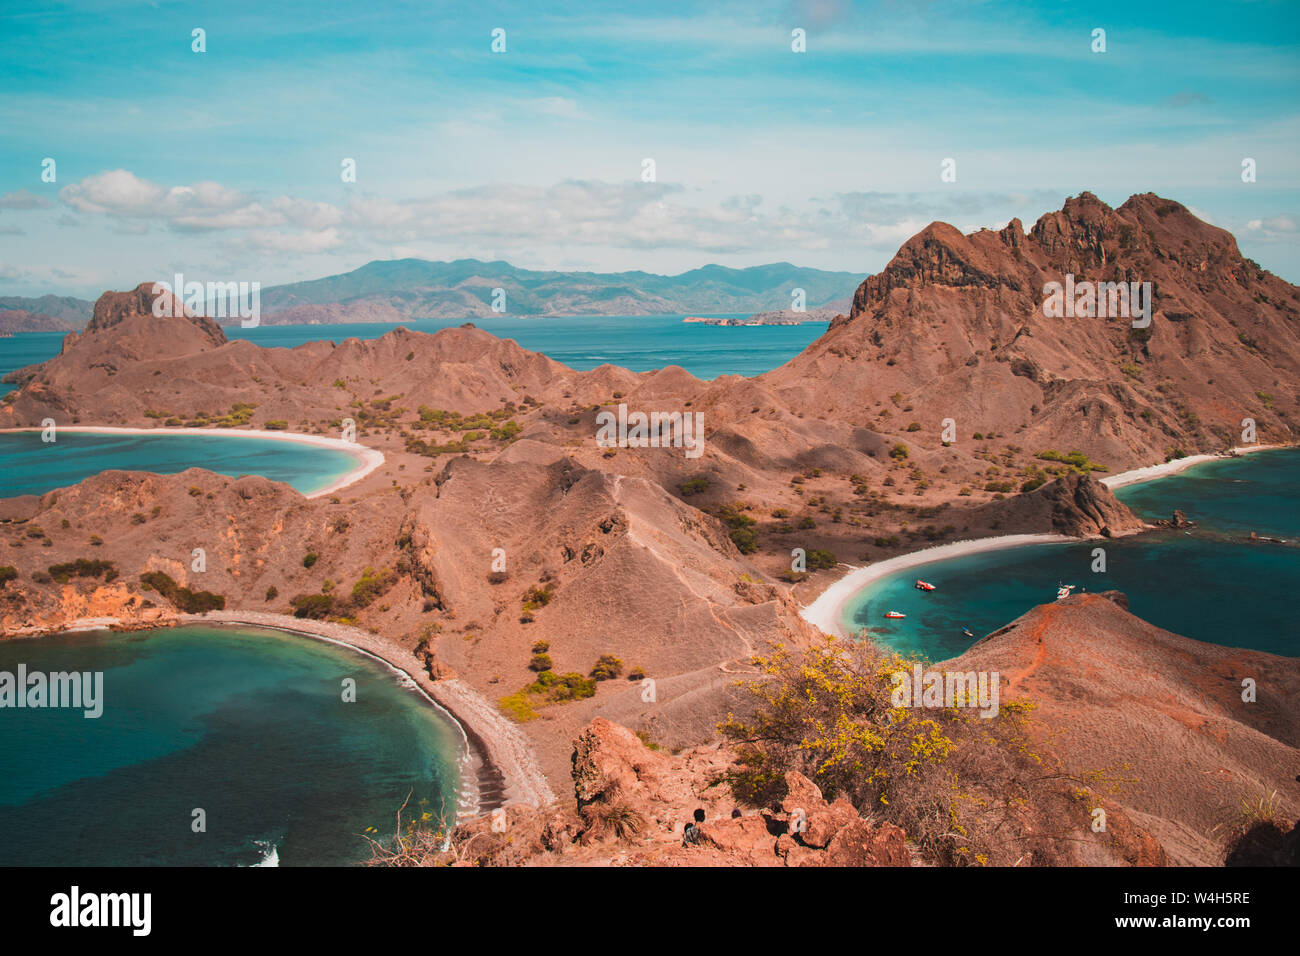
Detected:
[82,282,226,347]
[977,472,1147,537]
[440,718,910,866]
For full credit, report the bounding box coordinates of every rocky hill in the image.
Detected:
[950,590,1300,866]
[762,193,1300,468]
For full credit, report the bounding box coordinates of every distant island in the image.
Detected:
[683,316,803,326]
[683,301,849,326]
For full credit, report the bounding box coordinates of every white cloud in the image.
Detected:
[47,169,1079,274]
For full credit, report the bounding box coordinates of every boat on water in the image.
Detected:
[914,579,936,591]
[961,627,975,639]
[1056,584,1076,601]
[884,611,906,619]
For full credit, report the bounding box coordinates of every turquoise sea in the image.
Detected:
[0,430,362,498]
[0,625,464,866]
[0,315,829,396]
[840,448,1300,660]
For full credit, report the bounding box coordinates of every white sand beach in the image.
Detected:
[1102,443,1282,490]
[0,425,384,498]
[800,533,1076,638]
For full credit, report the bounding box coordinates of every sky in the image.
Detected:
[1,0,1298,297]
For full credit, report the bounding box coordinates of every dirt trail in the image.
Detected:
[1005,603,1058,694]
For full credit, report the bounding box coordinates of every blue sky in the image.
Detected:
[1,0,1298,297]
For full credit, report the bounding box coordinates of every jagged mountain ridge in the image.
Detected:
[761,192,1300,469]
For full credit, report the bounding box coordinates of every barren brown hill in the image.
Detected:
[760,193,1300,468]
[950,590,1300,866]
[2,282,637,426]
[0,451,819,788]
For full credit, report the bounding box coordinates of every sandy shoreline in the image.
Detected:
[800,534,1077,638]
[1101,443,1283,490]
[803,443,1293,639]
[182,611,556,816]
[0,425,385,498]
[3,610,555,821]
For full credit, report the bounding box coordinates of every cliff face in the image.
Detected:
[777,193,1300,468]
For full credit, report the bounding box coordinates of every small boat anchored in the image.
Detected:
[1056,584,1076,601]
[914,579,936,591]
[884,611,906,619]
[961,627,975,639]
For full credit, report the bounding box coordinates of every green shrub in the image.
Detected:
[290,593,335,619]
[0,566,17,588]
[590,654,624,681]
[139,571,226,612]
[715,503,759,554]
[889,443,909,460]
[806,549,837,571]
[303,552,318,568]
[350,566,395,608]
[529,653,553,672]
[48,559,118,584]
[679,477,710,496]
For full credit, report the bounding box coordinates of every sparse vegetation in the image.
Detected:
[590,654,624,681]
[48,558,118,584]
[139,571,226,613]
[721,638,1128,866]
[350,566,395,608]
[290,593,335,619]
[679,476,709,496]
[713,503,759,554]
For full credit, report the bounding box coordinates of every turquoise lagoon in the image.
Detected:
[0,624,465,866]
[840,449,1300,661]
[0,430,362,498]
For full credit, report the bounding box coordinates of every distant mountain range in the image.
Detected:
[0,295,94,333]
[0,260,862,331]
[256,259,862,324]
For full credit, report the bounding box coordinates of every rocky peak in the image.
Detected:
[84,282,227,348]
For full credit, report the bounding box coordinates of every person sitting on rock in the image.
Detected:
[682,808,706,846]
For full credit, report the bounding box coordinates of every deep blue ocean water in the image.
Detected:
[0,625,464,866]
[841,448,1300,660]
[0,315,828,396]
[0,430,361,498]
